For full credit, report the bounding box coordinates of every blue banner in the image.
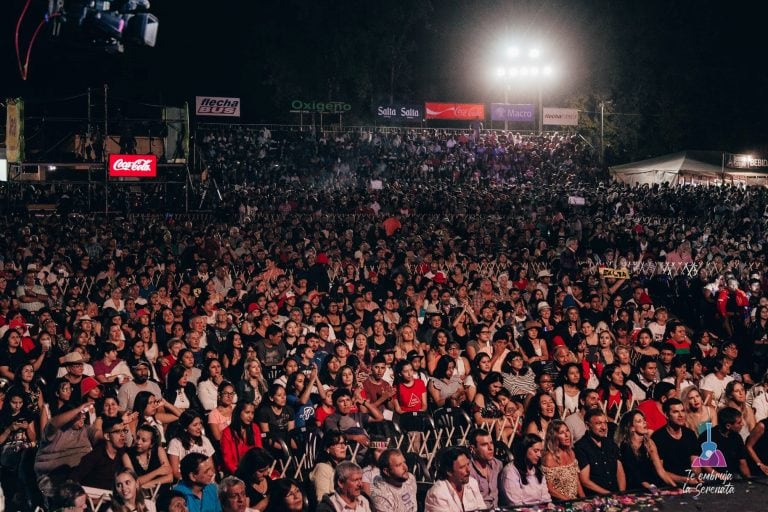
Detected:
[490,103,535,122]
[375,104,422,120]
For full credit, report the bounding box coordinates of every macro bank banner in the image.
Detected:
[425,102,485,120]
[543,107,579,126]
[375,104,422,120]
[490,103,535,122]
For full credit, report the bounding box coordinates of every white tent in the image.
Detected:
[609,151,727,186]
[610,150,768,186]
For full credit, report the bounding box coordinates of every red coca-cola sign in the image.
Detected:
[108,154,157,178]
[425,102,485,120]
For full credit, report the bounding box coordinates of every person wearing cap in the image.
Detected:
[60,351,88,403]
[117,360,163,412]
[536,270,554,299]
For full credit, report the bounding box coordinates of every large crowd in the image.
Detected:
[1,125,768,511]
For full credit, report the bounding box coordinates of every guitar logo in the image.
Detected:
[691,422,727,468]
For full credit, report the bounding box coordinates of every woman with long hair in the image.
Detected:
[163,364,204,414]
[630,328,659,367]
[256,384,295,450]
[308,432,348,502]
[428,355,465,409]
[105,468,157,512]
[197,358,227,412]
[221,400,264,474]
[473,372,519,443]
[500,433,551,505]
[500,351,538,403]
[317,355,342,387]
[0,388,37,505]
[523,391,559,438]
[725,380,756,440]
[597,329,616,365]
[681,385,717,435]
[333,365,366,413]
[235,447,275,510]
[238,358,268,408]
[597,364,633,427]
[208,381,237,442]
[264,478,306,512]
[542,420,584,501]
[553,363,585,419]
[393,324,421,362]
[132,391,180,446]
[615,410,676,490]
[426,328,451,375]
[122,424,173,489]
[167,410,216,480]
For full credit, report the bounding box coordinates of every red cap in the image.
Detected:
[136,309,151,317]
[80,376,101,396]
[247,303,260,314]
[316,253,329,265]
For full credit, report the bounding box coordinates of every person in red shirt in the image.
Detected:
[636,382,677,433]
[220,400,263,474]
[664,322,692,359]
[392,360,427,450]
[159,338,185,382]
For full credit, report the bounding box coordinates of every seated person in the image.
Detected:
[71,416,128,490]
[324,388,383,448]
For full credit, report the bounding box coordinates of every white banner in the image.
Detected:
[195,96,241,117]
[543,107,578,126]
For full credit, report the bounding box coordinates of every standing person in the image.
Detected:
[651,398,701,486]
[467,429,502,509]
[574,409,626,496]
[173,453,221,512]
[542,419,585,501]
[424,446,486,512]
[104,469,157,512]
[500,433,551,506]
[316,461,371,512]
[370,449,418,512]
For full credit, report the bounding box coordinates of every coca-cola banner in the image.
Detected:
[490,103,535,122]
[425,102,485,120]
[108,154,158,178]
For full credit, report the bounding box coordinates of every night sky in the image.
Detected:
[2,0,767,161]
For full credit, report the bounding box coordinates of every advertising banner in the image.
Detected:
[195,96,241,117]
[425,102,485,120]
[5,98,24,163]
[543,108,579,126]
[375,104,422,120]
[290,100,351,114]
[727,153,768,169]
[108,154,158,178]
[491,103,535,122]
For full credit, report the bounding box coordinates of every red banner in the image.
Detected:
[425,102,485,120]
[108,154,157,178]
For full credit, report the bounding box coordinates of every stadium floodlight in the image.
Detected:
[493,45,556,131]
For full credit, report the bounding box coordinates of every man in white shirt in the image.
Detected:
[316,461,371,512]
[424,447,486,512]
[700,355,736,407]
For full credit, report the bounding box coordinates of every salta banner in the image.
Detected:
[425,102,485,120]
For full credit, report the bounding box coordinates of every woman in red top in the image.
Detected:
[392,360,427,451]
[220,400,263,474]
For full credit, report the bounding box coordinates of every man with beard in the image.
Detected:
[574,409,626,495]
[651,398,700,485]
[117,361,162,411]
[370,449,418,512]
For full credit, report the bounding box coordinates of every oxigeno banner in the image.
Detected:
[375,104,422,120]
[543,108,579,126]
[290,100,352,114]
[425,102,485,120]
[5,98,24,163]
[490,103,535,122]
